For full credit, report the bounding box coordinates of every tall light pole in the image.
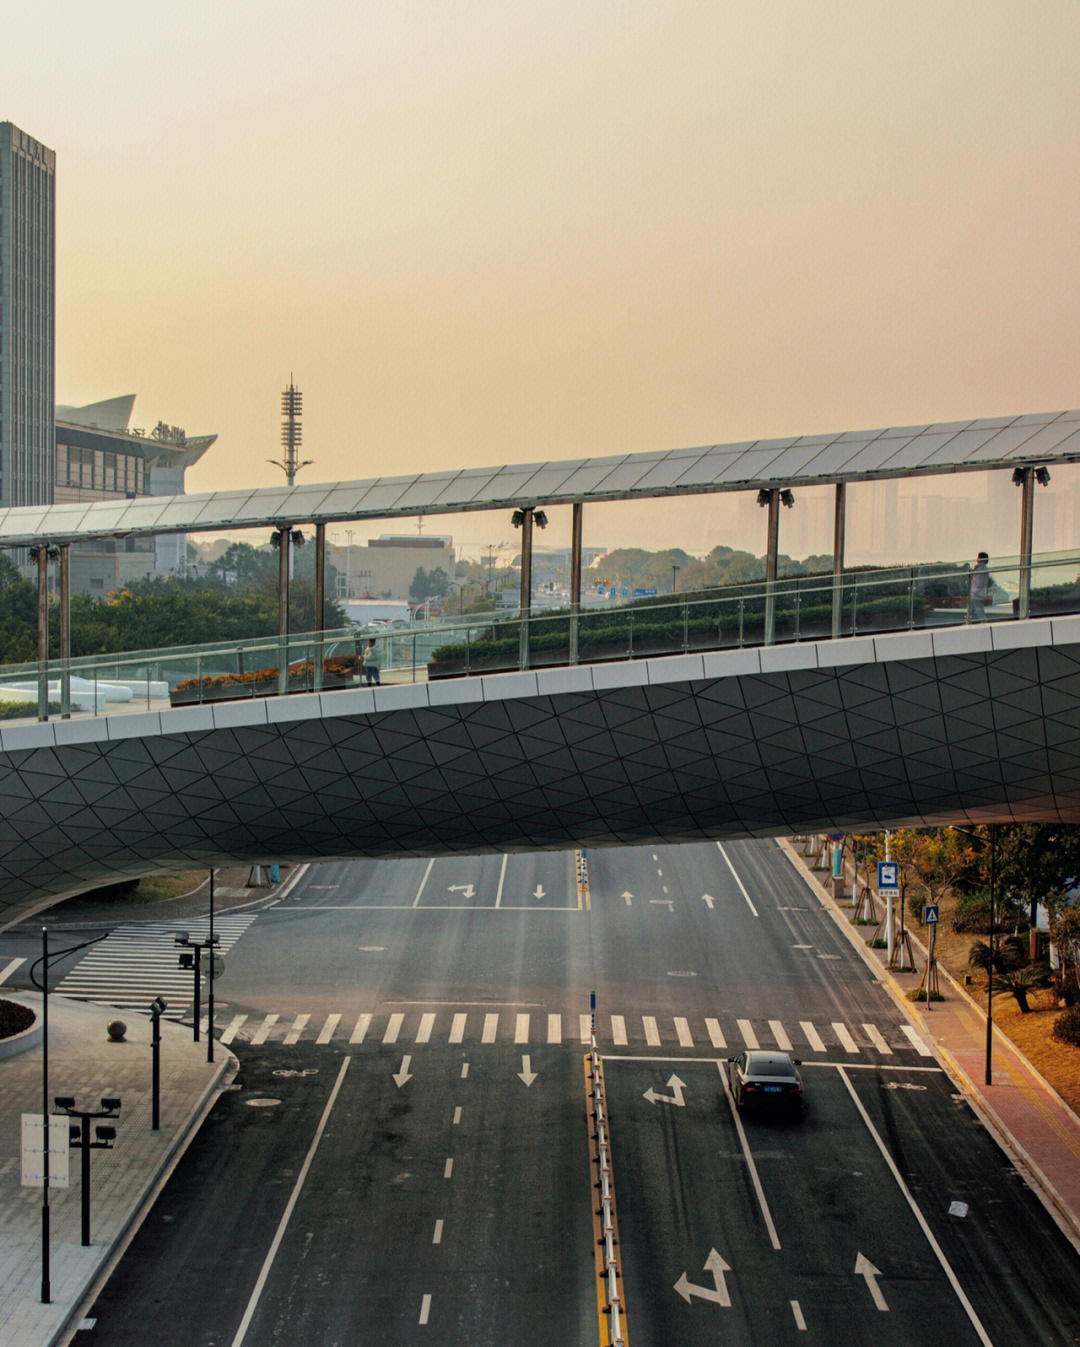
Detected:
[268,378,312,487]
[672,564,681,594]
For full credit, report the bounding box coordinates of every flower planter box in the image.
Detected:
[169,670,357,707]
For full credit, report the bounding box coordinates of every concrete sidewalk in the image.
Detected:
[781,836,1080,1253]
[0,992,235,1347]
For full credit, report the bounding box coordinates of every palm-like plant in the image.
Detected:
[968,934,1026,974]
[989,963,1050,1013]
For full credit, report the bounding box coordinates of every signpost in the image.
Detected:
[21,1115,69,1189]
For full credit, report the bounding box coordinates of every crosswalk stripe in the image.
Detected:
[769,1019,793,1052]
[548,1013,562,1044]
[251,1013,278,1044]
[705,1018,726,1049]
[416,1013,435,1044]
[384,1013,403,1044]
[579,1013,591,1044]
[737,1019,759,1049]
[220,1014,247,1045]
[800,1020,826,1053]
[611,1015,627,1046]
[643,1016,661,1047]
[482,1013,498,1044]
[349,1013,371,1044]
[674,1017,693,1048]
[449,1013,467,1044]
[515,1013,530,1044]
[900,1024,933,1057]
[832,1021,859,1053]
[284,1013,309,1045]
[317,1014,341,1045]
[863,1023,892,1055]
[0,957,27,984]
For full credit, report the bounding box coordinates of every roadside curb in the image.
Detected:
[776,837,1080,1252]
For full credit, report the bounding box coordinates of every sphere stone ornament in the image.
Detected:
[106,1020,127,1042]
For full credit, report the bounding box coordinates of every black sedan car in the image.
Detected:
[727,1050,803,1112]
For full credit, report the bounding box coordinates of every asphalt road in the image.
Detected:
[11,838,1075,1345]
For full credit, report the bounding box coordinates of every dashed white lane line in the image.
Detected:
[900,1024,934,1057]
[482,1014,498,1044]
[674,1017,693,1048]
[416,1012,435,1044]
[611,1015,628,1046]
[770,1020,793,1052]
[737,1018,759,1049]
[515,1013,530,1044]
[863,1023,892,1055]
[316,1014,340,1045]
[419,1293,432,1325]
[643,1016,661,1047]
[413,858,435,908]
[705,1018,726,1049]
[251,1014,278,1045]
[383,1013,403,1044]
[453,1107,462,1125]
[349,1013,371,1044]
[284,1014,310,1045]
[449,1013,466,1044]
[495,853,508,908]
[443,1158,453,1179]
[220,1014,247,1045]
[461,1062,469,1079]
[791,1300,807,1331]
[832,1021,859,1054]
[801,1020,826,1053]
[548,1013,562,1044]
[432,1220,443,1244]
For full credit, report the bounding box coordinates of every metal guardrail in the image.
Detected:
[2,552,1080,723]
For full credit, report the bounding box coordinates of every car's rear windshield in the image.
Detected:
[747,1056,797,1079]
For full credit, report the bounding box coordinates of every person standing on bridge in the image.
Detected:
[968,551,991,620]
[362,637,381,685]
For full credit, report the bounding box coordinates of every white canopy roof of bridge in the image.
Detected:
[2,408,1079,546]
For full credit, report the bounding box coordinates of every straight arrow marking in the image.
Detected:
[517,1054,537,1086]
[532,885,546,900]
[701,894,715,909]
[855,1252,888,1311]
[392,1055,413,1088]
[622,891,633,905]
[674,1248,731,1306]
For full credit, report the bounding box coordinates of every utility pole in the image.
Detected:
[268,378,312,487]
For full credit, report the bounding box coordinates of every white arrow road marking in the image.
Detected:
[622,891,634,905]
[643,1074,687,1107]
[701,894,715,909]
[392,1055,413,1088]
[674,1249,731,1306]
[517,1054,537,1086]
[532,885,546,899]
[855,1252,888,1311]
[447,884,475,898]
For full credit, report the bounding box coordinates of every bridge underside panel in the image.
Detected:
[3,639,1080,927]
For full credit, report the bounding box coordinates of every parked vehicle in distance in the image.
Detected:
[727,1050,803,1112]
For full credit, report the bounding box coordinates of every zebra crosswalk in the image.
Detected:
[213,1007,935,1058]
[53,914,258,1013]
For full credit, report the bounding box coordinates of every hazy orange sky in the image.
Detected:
[3,1,1079,560]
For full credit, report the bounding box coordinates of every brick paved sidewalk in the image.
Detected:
[0,992,235,1347]
[781,837,1080,1252]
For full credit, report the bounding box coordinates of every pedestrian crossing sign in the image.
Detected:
[924,904,939,924]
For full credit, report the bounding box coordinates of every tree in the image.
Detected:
[409,567,430,602]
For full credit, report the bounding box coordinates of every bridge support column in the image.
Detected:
[59,544,70,719]
[763,490,780,645]
[313,521,326,692]
[569,502,582,664]
[31,546,50,721]
[831,482,846,637]
[1017,466,1034,621]
[276,525,291,695]
[518,507,533,669]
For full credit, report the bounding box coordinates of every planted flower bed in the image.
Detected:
[169,655,360,706]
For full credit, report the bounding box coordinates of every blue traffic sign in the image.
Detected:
[924,904,939,924]
[876,861,899,891]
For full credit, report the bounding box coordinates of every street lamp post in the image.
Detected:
[672,564,681,594]
[52,1095,121,1246]
[954,824,996,1085]
[149,997,167,1129]
[174,925,221,1044]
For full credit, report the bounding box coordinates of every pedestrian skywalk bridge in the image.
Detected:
[210,1007,934,1058]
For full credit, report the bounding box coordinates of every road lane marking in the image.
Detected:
[705,1018,726,1049]
[548,1013,562,1044]
[832,1021,859,1053]
[416,1013,435,1043]
[383,1013,403,1044]
[413,858,435,907]
[674,1017,693,1047]
[717,842,759,916]
[737,1019,759,1049]
[495,853,508,907]
[449,1013,466,1043]
[482,1014,498,1043]
[461,1062,469,1078]
[800,1020,826,1053]
[453,1107,462,1124]
[900,1024,933,1057]
[611,1015,628,1046]
[443,1158,453,1179]
[579,1013,591,1043]
[419,1294,432,1325]
[515,1013,530,1043]
[0,957,25,984]
[716,1061,781,1249]
[643,1016,661,1046]
[432,1220,443,1244]
[791,1300,807,1331]
[230,1057,352,1347]
[283,1014,309,1045]
[768,1019,793,1051]
[863,1023,892,1055]
[838,1067,992,1346]
[349,1014,371,1044]
[251,1014,278,1045]
[316,1014,340,1045]
[220,1014,247,1045]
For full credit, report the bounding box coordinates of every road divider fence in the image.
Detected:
[585,1034,626,1346]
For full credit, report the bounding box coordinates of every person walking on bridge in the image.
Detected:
[968,551,991,620]
[362,637,382,685]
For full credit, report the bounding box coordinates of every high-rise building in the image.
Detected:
[0,123,55,507]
